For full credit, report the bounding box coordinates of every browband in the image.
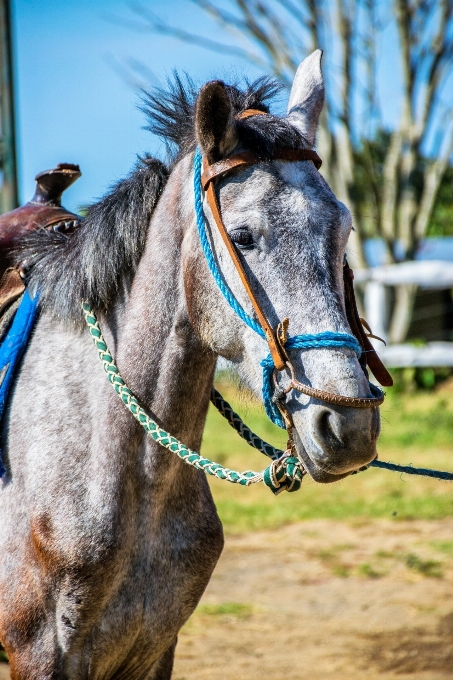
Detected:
[201,148,322,190]
[202,108,322,189]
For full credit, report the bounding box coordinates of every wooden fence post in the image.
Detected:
[0,0,18,213]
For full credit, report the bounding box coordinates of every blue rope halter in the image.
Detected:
[193,149,362,428]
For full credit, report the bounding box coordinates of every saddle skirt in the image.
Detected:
[0,162,82,280]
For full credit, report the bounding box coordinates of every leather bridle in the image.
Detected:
[199,109,392,423]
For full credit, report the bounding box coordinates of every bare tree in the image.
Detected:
[129,0,453,343]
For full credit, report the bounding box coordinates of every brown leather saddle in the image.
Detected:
[0,163,82,316]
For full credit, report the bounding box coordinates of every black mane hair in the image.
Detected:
[141,73,305,163]
[15,156,168,323]
[14,73,301,322]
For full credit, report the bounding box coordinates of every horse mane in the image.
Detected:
[14,156,168,324]
[14,74,303,323]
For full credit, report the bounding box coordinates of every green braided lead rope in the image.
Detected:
[210,388,283,461]
[82,303,304,495]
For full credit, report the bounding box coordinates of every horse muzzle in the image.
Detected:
[291,400,380,483]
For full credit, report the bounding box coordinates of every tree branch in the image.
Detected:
[414,123,453,242]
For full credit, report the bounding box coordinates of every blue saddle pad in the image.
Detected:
[0,290,39,476]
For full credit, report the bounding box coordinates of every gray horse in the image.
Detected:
[0,51,379,679]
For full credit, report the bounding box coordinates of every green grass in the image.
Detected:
[405,553,444,578]
[379,395,453,449]
[196,602,253,619]
[375,550,395,559]
[358,563,382,579]
[202,377,453,533]
[431,540,453,555]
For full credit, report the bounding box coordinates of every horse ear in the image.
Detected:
[286,50,324,146]
[195,81,238,162]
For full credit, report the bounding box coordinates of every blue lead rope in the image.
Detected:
[370,459,453,481]
[193,149,362,428]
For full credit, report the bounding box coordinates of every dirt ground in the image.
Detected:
[1,518,452,679]
[173,518,453,680]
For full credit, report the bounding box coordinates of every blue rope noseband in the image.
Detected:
[260,333,362,426]
[193,149,362,428]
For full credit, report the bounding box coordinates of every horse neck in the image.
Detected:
[112,155,216,451]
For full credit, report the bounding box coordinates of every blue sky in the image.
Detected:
[12,0,404,212]
[13,0,264,211]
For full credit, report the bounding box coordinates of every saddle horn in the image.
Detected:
[31,163,81,207]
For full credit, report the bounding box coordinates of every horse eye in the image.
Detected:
[230,228,254,249]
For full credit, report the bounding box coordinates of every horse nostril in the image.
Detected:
[293,399,380,479]
[315,408,343,451]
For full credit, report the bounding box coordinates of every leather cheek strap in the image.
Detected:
[343,261,393,387]
[202,156,288,370]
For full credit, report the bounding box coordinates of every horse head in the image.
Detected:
[185,51,381,483]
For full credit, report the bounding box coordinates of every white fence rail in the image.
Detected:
[355,259,453,365]
[377,342,453,367]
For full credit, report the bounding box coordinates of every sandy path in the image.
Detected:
[1,518,452,679]
[173,519,453,680]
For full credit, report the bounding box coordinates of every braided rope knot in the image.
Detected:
[263,454,305,495]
